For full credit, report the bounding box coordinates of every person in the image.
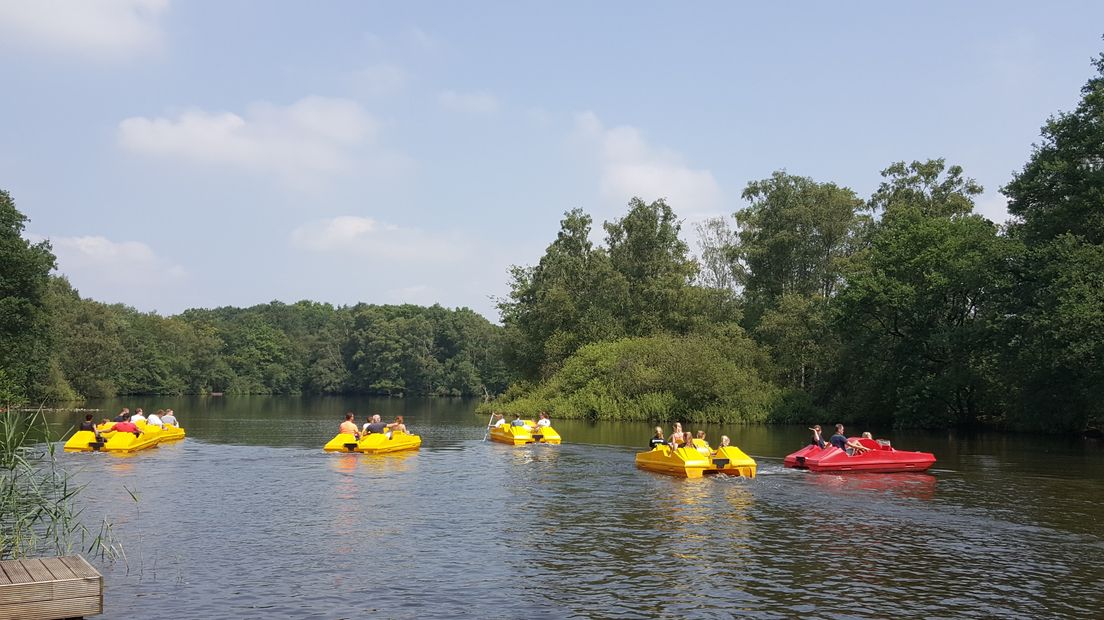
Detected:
[692,431,711,455]
[111,415,141,437]
[536,412,552,428]
[861,432,873,440]
[492,413,506,428]
[510,414,529,428]
[649,426,666,449]
[362,414,388,435]
[668,422,684,446]
[829,424,848,451]
[809,425,826,449]
[718,435,731,448]
[339,412,359,436]
[79,413,103,441]
[162,409,179,427]
[147,409,164,428]
[846,437,872,454]
[390,416,407,435]
[113,408,131,423]
[131,408,147,423]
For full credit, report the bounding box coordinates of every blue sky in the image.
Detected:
[2,1,1102,320]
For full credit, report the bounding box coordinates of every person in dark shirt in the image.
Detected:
[79,413,103,441]
[361,414,389,435]
[809,425,827,449]
[649,426,666,449]
[829,424,848,451]
[113,408,130,423]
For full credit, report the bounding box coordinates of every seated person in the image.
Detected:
[510,414,529,428]
[535,412,552,428]
[339,412,359,437]
[113,408,130,423]
[111,415,141,436]
[829,424,848,451]
[692,430,711,455]
[161,409,179,427]
[131,408,147,423]
[361,414,388,435]
[861,432,873,439]
[809,425,827,449]
[716,435,731,450]
[668,422,685,446]
[492,413,506,428]
[147,409,164,428]
[649,426,667,449]
[79,413,103,440]
[846,437,872,454]
[390,416,407,434]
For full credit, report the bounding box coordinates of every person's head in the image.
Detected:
[835,424,844,433]
[345,413,354,421]
[372,414,381,423]
[720,435,730,447]
[122,407,130,414]
[84,413,93,422]
[674,422,682,431]
[861,431,872,439]
[539,412,548,419]
[696,430,705,439]
[136,408,143,414]
[654,426,663,437]
[494,413,503,419]
[514,413,521,420]
[395,415,403,424]
[810,424,821,433]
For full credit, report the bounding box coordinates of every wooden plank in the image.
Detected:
[0,578,100,605]
[37,558,76,581]
[0,563,32,585]
[0,594,101,620]
[20,560,52,584]
[58,555,100,580]
[0,567,9,586]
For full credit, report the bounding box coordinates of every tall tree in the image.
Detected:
[869,159,982,220]
[736,172,865,321]
[0,190,60,403]
[604,197,697,336]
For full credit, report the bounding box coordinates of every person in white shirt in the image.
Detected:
[492,413,506,428]
[146,409,164,428]
[131,408,147,423]
[535,412,552,428]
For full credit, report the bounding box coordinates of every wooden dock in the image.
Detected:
[0,556,102,619]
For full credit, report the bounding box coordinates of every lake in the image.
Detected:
[47,396,1104,619]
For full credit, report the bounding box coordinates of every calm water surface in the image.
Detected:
[47,396,1104,619]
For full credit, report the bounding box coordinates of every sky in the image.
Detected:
[2,1,1103,321]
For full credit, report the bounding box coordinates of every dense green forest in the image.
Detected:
[0,224,514,401]
[2,54,1101,432]
[482,52,1104,432]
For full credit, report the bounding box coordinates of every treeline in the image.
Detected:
[0,221,513,400]
[481,53,1104,432]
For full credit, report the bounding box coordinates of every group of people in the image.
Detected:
[79,407,181,440]
[338,412,408,439]
[809,423,874,455]
[649,422,731,456]
[490,412,552,431]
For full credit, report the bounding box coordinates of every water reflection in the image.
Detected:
[42,398,1104,619]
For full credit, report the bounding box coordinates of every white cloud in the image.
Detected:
[573,111,722,217]
[438,90,500,114]
[118,96,396,186]
[31,233,188,304]
[348,63,409,97]
[290,216,469,262]
[0,0,169,57]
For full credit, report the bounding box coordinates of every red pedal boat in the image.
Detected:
[784,437,935,473]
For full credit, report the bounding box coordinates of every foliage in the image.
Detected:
[0,410,116,560]
[478,331,777,424]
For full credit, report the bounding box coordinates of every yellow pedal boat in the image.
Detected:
[66,421,187,453]
[488,421,561,445]
[323,431,422,454]
[635,441,757,479]
[63,430,108,452]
